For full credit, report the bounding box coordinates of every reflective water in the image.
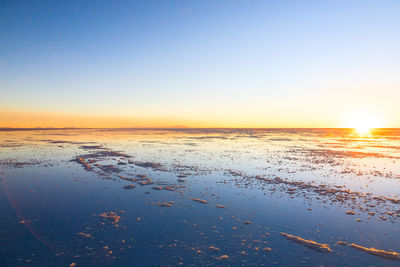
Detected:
[0,129,399,266]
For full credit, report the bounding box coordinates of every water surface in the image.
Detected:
[1,128,399,266]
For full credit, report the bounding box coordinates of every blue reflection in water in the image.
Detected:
[0,129,399,266]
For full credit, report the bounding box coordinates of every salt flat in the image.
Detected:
[0,128,399,266]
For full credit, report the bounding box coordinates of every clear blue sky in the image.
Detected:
[1,0,399,127]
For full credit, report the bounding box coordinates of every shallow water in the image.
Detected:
[0,128,400,266]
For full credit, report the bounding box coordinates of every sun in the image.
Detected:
[355,125,371,135]
[345,111,383,135]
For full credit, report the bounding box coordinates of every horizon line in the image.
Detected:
[1,127,399,131]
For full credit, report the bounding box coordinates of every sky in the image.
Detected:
[1,0,399,128]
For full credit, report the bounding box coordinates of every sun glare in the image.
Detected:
[345,111,383,135]
[355,126,371,135]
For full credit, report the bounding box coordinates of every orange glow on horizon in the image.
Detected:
[0,108,395,129]
[0,109,334,128]
[0,109,200,129]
